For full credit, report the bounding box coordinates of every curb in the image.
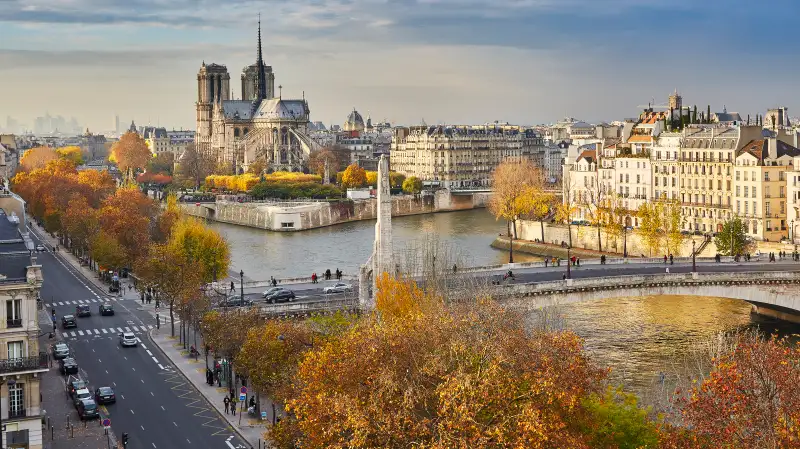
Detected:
[145,329,257,448]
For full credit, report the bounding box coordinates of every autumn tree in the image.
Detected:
[97,187,157,266]
[56,146,85,165]
[714,216,752,256]
[488,159,545,263]
[90,231,127,271]
[19,146,58,172]
[675,335,800,448]
[277,275,610,448]
[146,152,174,175]
[247,160,266,176]
[62,194,99,257]
[307,147,346,181]
[175,143,215,189]
[110,131,151,181]
[401,176,422,195]
[556,176,580,247]
[661,199,685,256]
[365,171,378,187]
[167,216,230,283]
[389,172,406,189]
[341,163,367,188]
[636,202,663,257]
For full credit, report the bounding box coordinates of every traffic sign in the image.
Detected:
[260,411,267,420]
[239,393,246,401]
[240,386,247,395]
[102,418,111,427]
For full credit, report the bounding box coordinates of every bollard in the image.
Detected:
[51,425,54,440]
[71,424,74,438]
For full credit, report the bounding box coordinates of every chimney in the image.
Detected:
[768,137,778,160]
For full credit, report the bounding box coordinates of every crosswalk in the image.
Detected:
[52,297,127,306]
[63,325,155,337]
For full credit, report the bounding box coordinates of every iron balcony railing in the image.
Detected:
[0,353,48,374]
[6,318,21,328]
[8,409,26,419]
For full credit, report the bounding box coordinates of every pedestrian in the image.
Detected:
[249,396,255,408]
[224,397,230,414]
[544,258,548,267]
[141,292,145,304]
[664,254,667,264]
[666,267,670,273]
[669,254,674,265]
[230,281,235,291]
[562,274,567,281]
[231,397,237,416]
[577,258,581,267]
[452,264,457,273]
[311,273,317,284]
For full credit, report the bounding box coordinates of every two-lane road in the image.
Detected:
[33,230,248,449]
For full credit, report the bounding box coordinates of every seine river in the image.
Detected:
[208,208,800,394]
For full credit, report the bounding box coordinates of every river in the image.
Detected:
[208,208,800,397]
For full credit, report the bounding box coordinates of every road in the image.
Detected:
[33,229,249,449]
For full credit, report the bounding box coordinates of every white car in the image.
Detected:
[73,388,91,407]
[119,332,138,347]
[324,282,353,294]
[36,244,45,252]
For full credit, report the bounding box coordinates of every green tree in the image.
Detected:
[401,176,422,195]
[581,388,661,449]
[714,216,751,256]
[692,105,697,124]
[661,199,685,256]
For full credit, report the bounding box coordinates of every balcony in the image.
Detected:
[0,353,48,374]
[6,319,21,329]
[8,409,26,419]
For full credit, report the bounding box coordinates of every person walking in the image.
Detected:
[311,273,317,284]
[664,254,667,264]
[224,396,230,414]
[230,281,235,292]
[669,254,674,264]
[230,397,237,416]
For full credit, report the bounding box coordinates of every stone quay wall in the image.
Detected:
[179,190,491,232]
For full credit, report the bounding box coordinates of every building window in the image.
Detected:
[7,341,22,360]
[766,203,771,215]
[8,383,24,418]
[736,186,740,196]
[5,299,21,328]
[736,200,740,214]
[280,222,295,229]
[767,220,772,231]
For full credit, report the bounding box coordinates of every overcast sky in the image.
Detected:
[1,0,798,133]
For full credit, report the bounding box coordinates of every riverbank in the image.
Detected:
[180,190,491,232]
[491,236,613,259]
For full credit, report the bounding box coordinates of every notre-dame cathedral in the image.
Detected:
[194,20,318,173]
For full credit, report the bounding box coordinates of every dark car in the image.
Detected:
[61,315,77,329]
[219,296,253,308]
[265,289,295,304]
[59,357,78,375]
[52,343,70,360]
[99,303,114,316]
[76,399,100,420]
[94,386,116,404]
[76,305,91,317]
[67,378,86,398]
[109,280,120,293]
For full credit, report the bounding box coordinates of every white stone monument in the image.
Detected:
[359,154,393,308]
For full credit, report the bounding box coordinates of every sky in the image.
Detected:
[1,0,799,133]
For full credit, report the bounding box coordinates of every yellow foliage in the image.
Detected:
[374,273,432,322]
[167,216,230,283]
[341,163,367,188]
[205,172,321,192]
[365,171,378,187]
[56,146,85,165]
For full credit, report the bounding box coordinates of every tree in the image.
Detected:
[341,163,367,189]
[308,147,347,180]
[278,275,610,449]
[488,160,545,263]
[90,231,127,271]
[146,152,174,175]
[401,176,422,195]
[583,183,608,252]
[676,335,800,448]
[56,146,85,165]
[556,176,580,247]
[97,187,158,265]
[247,160,266,176]
[365,171,378,187]
[692,105,697,124]
[109,131,152,181]
[389,172,406,189]
[167,216,230,283]
[661,199,685,256]
[636,202,663,257]
[706,104,711,124]
[714,216,751,256]
[581,388,661,449]
[19,146,58,172]
[526,192,555,244]
[176,143,215,189]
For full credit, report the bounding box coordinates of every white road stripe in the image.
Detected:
[146,350,153,356]
[65,331,73,337]
[147,325,153,329]
[140,343,147,349]
[116,327,123,333]
[151,356,159,363]
[124,327,131,332]
[101,329,108,334]
[77,300,86,304]
[93,329,100,335]
[77,330,84,336]
[131,326,140,331]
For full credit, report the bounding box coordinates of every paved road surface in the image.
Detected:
[33,230,249,449]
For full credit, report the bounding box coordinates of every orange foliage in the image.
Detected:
[19,146,58,172]
[110,131,151,175]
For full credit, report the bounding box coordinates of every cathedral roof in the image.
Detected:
[346,109,365,127]
[222,100,255,120]
[256,99,307,120]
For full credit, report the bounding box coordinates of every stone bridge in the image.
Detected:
[494,271,800,323]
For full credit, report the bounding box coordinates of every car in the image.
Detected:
[323,282,353,294]
[59,357,78,375]
[36,244,45,252]
[119,332,138,347]
[265,289,295,304]
[76,399,100,420]
[261,287,283,298]
[76,305,91,317]
[61,315,77,329]
[219,296,253,308]
[73,388,92,407]
[99,303,114,316]
[94,386,116,404]
[67,378,86,398]
[52,343,70,360]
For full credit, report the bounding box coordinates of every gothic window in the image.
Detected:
[243,128,249,135]
[234,128,240,138]
[281,127,289,145]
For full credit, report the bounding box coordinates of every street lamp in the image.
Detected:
[566,246,572,280]
[623,225,628,258]
[692,239,697,273]
[239,270,244,303]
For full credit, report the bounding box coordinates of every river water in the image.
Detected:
[208,208,800,396]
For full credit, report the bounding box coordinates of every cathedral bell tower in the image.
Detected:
[196,61,230,149]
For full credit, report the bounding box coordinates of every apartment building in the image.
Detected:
[651,133,682,201]
[0,206,46,449]
[390,124,545,189]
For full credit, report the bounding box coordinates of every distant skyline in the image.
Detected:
[2,0,799,132]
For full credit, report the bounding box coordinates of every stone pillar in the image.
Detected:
[358,262,371,308]
[372,155,394,292]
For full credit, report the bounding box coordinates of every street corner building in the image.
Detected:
[194,19,318,173]
[0,195,46,449]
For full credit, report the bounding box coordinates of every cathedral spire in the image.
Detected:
[256,14,267,101]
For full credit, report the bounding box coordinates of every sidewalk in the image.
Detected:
[148,328,273,448]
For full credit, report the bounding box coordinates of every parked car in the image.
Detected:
[59,357,79,375]
[261,287,284,298]
[76,305,91,317]
[99,303,114,316]
[61,315,77,329]
[73,388,92,407]
[76,399,100,420]
[323,282,353,294]
[265,289,295,304]
[67,378,86,398]
[119,332,138,347]
[52,343,70,360]
[94,386,116,404]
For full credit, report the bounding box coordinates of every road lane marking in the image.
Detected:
[77,330,84,336]
[150,392,154,396]
[173,422,177,426]
[140,343,147,349]
[141,425,145,430]
[124,327,131,332]
[101,329,107,334]
[93,329,100,335]
[152,443,157,448]
[158,364,165,370]
[132,326,140,331]
[141,379,144,383]
[146,350,153,356]
[116,328,123,333]
[161,405,165,410]
[151,356,159,363]
[132,367,135,371]
[98,359,101,363]
[130,409,134,414]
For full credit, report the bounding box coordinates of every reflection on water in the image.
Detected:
[208,208,540,279]
[560,295,800,392]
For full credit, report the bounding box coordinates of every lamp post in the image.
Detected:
[792,219,795,244]
[623,225,628,258]
[566,246,572,280]
[692,239,697,273]
[239,270,244,303]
